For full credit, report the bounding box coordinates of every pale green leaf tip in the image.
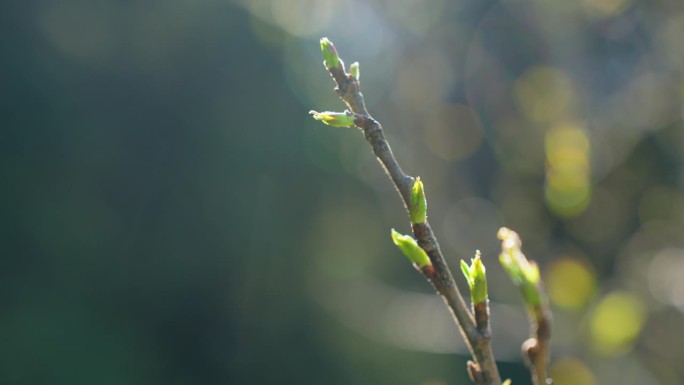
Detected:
[460,260,470,281]
[390,228,402,244]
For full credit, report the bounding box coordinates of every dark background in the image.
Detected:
[3,0,684,384]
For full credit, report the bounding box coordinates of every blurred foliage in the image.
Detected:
[3,0,684,384]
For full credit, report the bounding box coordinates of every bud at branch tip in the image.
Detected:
[497,227,541,306]
[461,250,488,304]
[320,37,341,70]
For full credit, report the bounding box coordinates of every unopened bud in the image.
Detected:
[498,227,541,306]
[409,177,427,224]
[320,37,341,70]
[461,250,488,304]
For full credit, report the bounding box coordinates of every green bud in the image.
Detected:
[409,177,427,224]
[320,37,341,70]
[461,250,488,304]
[391,229,432,268]
[309,110,356,127]
[349,62,360,80]
[503,380,512,385]
[498,227,541,306]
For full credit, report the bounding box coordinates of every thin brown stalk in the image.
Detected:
[523,292,553,385]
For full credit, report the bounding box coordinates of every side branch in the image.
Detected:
[498,228,553,385]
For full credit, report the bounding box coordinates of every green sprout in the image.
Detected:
[461,250,488,305]
[498,227,541,307]
[391,229,432,269]
[320,37,341,70]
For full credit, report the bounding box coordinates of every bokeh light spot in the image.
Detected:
[589,291,646,356]
[545,123,590,168]
[514,66,575,124]
[422,104,484,162]
[545,180,591,218]
[551,357,596,385]
[547,257,596,310]
[544,122,592,218]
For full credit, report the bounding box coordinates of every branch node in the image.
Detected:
[467,361,485,385]
[522,338,539,360]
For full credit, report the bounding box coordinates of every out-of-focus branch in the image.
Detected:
[312,37,501,385]
[498,228,553,385]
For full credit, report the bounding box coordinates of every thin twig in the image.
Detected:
[498,228,553,385]
[322,43,501,385]
[473,301,491,340]
[522,292,553,385]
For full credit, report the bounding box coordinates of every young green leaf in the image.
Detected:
[461,260,471,282]
[391,229,432,268]
[309,110,356,127]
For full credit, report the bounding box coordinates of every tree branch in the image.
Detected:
[498,228,553,385]
[317,38,502,385]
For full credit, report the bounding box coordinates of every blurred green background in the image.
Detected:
[3,0,684,384]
